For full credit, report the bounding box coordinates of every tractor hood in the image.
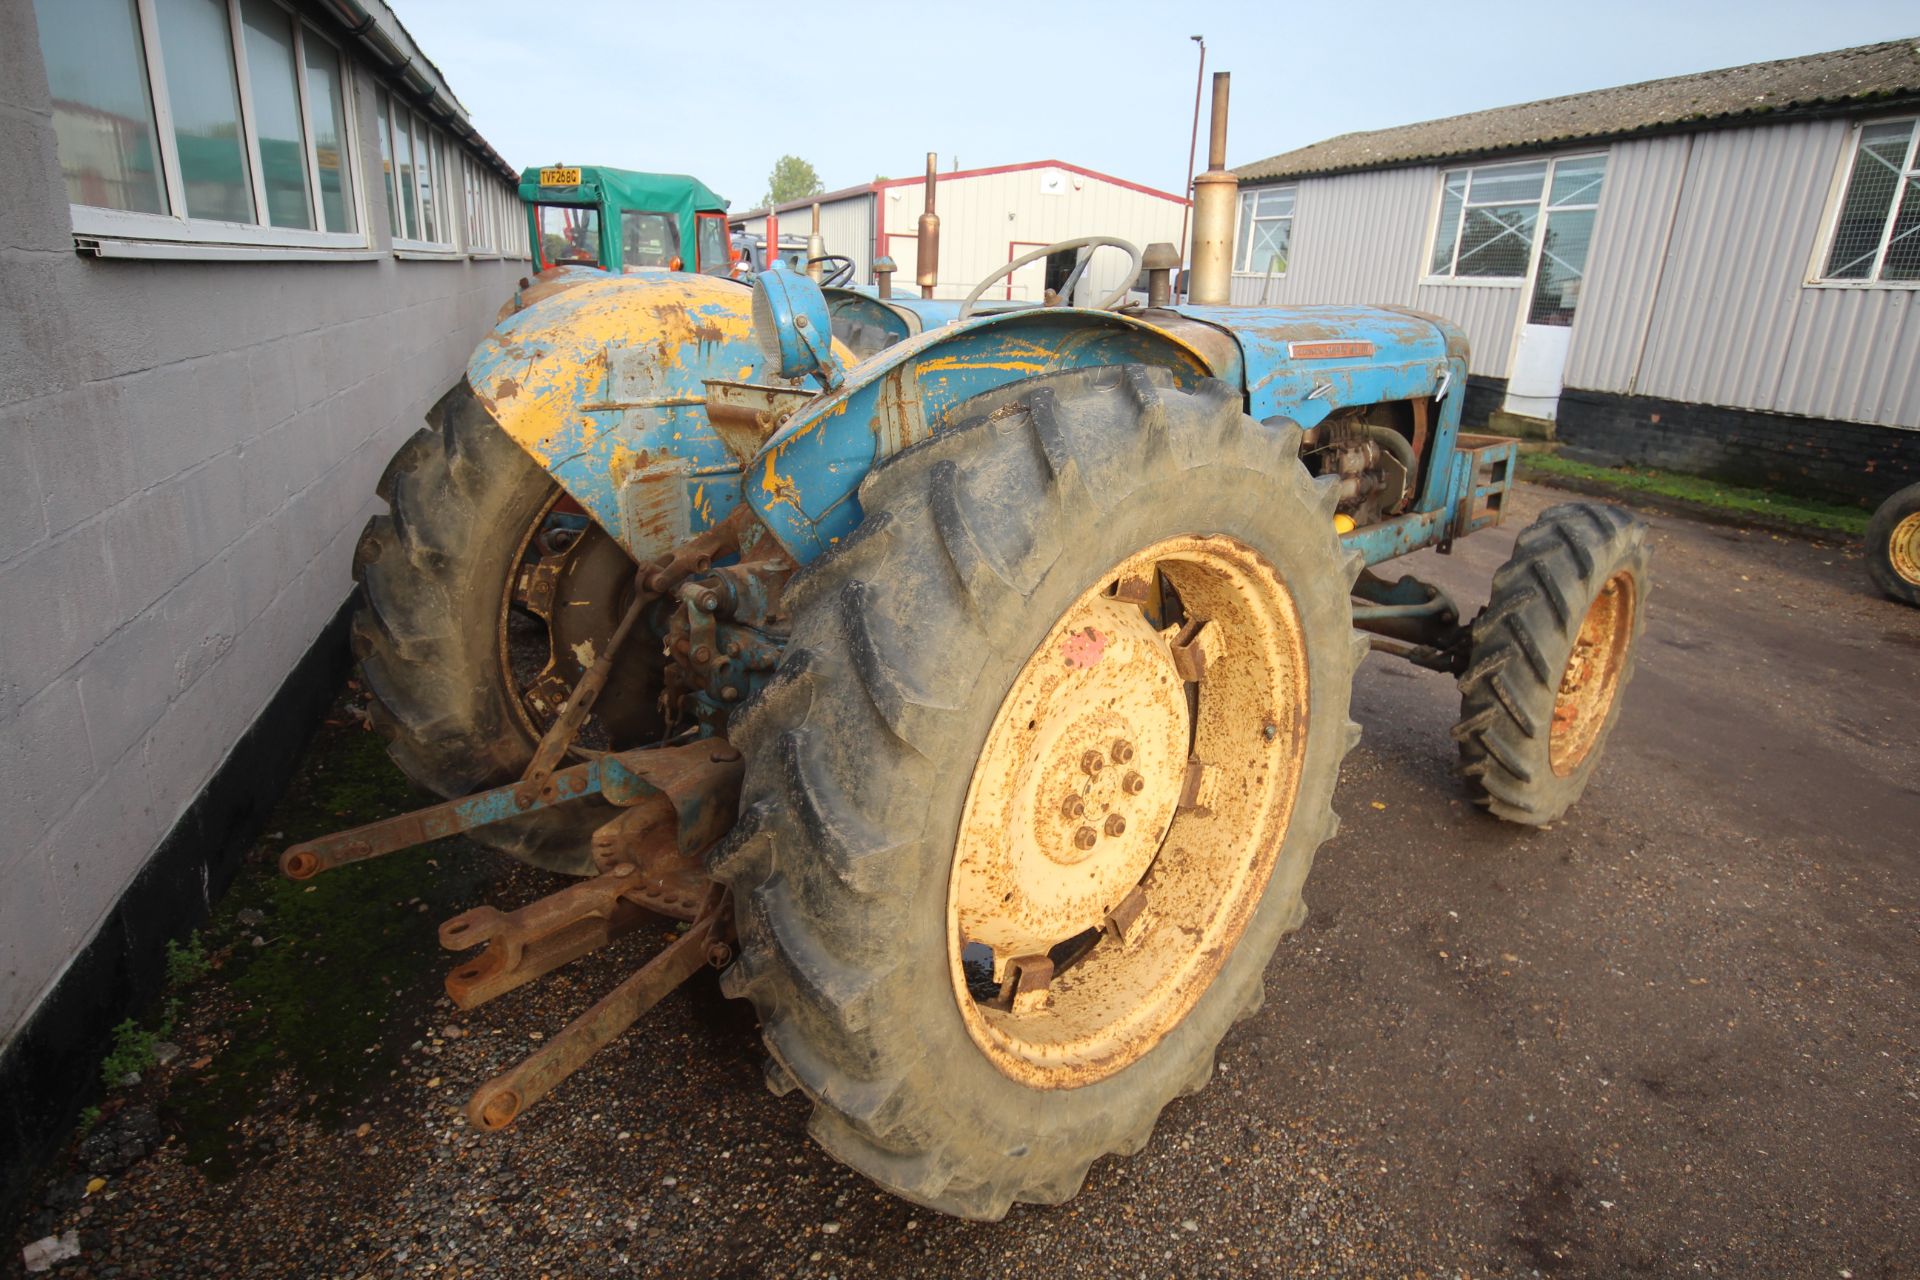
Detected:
[1170,304,1464,428]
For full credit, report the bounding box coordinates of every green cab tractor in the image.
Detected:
[520,163,737,276]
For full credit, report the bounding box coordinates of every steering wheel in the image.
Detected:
[807,255,856,287]
[958,236,1143,321]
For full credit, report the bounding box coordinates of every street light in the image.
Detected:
[1177,34,1206,287]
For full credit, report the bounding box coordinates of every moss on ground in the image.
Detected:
[1520,453,1871,536]
[161,713,510,1179]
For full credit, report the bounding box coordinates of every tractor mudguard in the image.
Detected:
[743,308,1217,562]
[464,272,844,566]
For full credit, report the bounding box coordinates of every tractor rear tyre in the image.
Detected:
[1453,502,1650,825]
[350,383,651,875]
[711,365,1367,1218]
[1866,482,1920,607]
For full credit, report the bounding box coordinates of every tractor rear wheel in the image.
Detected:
[710,365,1366,1218]
[1453,502,1650,825]
[1866,482,1920,607]
[350,382,662,875]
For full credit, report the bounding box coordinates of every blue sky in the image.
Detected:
[394,0,1918,209]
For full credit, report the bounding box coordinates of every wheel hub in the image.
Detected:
[1549,570,1636,776]
[948,535,1311,1087]
[954,594,1189,974]
[1891,512,1920,586]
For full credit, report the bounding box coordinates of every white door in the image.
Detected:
[1504,155,1607,421]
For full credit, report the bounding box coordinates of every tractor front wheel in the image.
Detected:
[1866,482,1920,607]
[1453,502,1651,824]
[711,365,1366,1218]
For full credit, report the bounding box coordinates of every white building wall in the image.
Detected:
[878,167,1186,302]
[0,4,526,1045]
[1575,117,1919,428]
[1228,164,1528,378]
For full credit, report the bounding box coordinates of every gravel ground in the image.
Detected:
[10,483,1918,1279]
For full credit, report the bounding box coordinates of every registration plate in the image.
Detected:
[539,167,581,187]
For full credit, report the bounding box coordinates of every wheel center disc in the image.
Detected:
[1549,570,1636,776]
[1892,512,1920,586]
[947,535,1311,1088]
[954,595,1189,965]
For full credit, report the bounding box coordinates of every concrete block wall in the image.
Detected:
[0,0,526,1048]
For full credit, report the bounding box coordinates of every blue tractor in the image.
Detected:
[292,177,1650,1217]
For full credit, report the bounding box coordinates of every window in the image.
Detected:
[538,204,601,267]
[1821,118,1920,283]
[1234,186,1294,274]
[1427,155,1606,283]
[620,211,679,271]
[696,212,730,275]
[373,91,467,251]
[35,0,361,247]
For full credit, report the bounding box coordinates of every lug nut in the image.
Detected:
[1122,771,1145,795]
[1073,826,1099,850]
[1060,794,1086,819]
[1080,750,1105,776]
[1111,739,1135,764]
[1105,814,1127,837]
[720,685,740,702]
[692,644,712,663]
[696,589,721,613]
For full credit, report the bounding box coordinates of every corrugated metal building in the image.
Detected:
[733,160,1189,303]
[1230,39,1920,503]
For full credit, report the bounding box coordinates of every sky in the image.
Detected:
[393,0,1918,209]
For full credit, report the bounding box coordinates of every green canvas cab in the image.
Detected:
[519,164,734,275]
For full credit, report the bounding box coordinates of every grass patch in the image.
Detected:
[100,1019,162,1087]
[164,721,511,1179]
[1521,453,1870,536]
[164,932,211,987]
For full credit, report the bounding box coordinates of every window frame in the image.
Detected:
[1232,184,1296,277]
[1420,153,1607,288]
[1809,115,1920,290]
[377,90,465,256]
[65,0,369,252]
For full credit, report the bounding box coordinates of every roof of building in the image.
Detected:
[1236,38,1920,183]
[731,159,1187,223]
[350,1,518,181]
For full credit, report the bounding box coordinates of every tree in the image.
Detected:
[761,155,823,208]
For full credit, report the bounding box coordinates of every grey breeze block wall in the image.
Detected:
[0,1,525,1049]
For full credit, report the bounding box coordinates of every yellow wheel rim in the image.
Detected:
[947,535,1310,1088]
[1891,513,1920,586]
[1549,571,1637,776]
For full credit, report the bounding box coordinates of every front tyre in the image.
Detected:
[1453,502,1651,824]
[710,366,1366,1218]
[1866,482,1920,607]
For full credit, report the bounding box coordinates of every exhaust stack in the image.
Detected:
[1188,72,1237,305]
[806,202,825,282]
[917,152,940,299]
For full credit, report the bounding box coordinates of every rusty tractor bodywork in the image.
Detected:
[290,92,1649,1218]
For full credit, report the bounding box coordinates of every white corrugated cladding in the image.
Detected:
[746,194,875,277]
[814,195,874,278]
[1572,119,1919,428]
[878,166,1187,301]
[1226,165,1527,378]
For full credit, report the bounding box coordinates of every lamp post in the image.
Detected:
[1176,34,1205,286]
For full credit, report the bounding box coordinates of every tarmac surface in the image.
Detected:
[11,484,1919,1279]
